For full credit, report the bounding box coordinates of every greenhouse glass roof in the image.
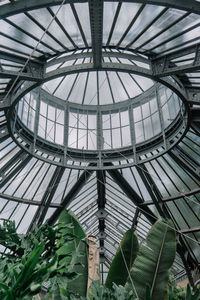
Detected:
[0,0,200,282]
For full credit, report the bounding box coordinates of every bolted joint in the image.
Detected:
[96,208,108,219]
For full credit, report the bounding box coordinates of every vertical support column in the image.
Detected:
[128,105,137,163]
[156,86,167,150]
[97,109,102,168]
[63,103,69,166]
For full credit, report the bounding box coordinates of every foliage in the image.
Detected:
[168,275,185,300]
[184,284,200,300]
[0,211,85,300]
[125,219,176,300]
[105,229,139,289]
[56,210,86,267]
[66,238,88,297]
[0,216,199,300]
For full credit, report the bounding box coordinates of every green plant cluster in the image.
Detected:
[0,212,84,300]
[0,214,199,300]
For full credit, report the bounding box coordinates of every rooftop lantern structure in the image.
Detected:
[0,0,200,284]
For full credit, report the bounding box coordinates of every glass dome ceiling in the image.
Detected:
[0,0,200,285]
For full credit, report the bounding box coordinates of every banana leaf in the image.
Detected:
[67,238,88,297]
[185,284,200,300]
[56,210,86,265]
[125,219,176,300]
[105,229,139,288]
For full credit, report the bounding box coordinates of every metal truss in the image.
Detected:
[0,53,194,108]
[48,164,95,225]
[151,43,200,77]
[1,0,200,21]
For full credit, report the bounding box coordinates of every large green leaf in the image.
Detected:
[125,219,176,300]
[185,284,200,300]
[105,229,139,288]
[67,238,88,297]
[56,210,86,265]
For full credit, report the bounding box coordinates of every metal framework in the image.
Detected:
[0,0,200,284]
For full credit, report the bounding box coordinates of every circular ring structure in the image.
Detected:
[7,50,189,170]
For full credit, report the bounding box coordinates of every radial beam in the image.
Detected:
[151,43,200,77]
[1,0,200,21]
[28,166,65,231]
[47,165,95,225]
[96,170,106,257]
[106,165,155,223]
[169,147,200,180]
[0,153,32,189]
[136,164,170,218]
[88,0,103,68]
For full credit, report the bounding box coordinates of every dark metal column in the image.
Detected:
[96,170,106,260]
[48,166,95,225]
[106,165,155,224]
[0,152,31,189]
[88,0,103,68]
[136,164,169,218]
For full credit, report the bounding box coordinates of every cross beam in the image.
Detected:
[151,44,200,77]
[0,69,43,81]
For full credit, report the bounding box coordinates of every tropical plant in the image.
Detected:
[125,219,176,300]
[105,229,139,289]
[0,210,86,300]
[0,215,199,300]
[168,275,185,300]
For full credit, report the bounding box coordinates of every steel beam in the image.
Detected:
[0,125,9,141]
[97,170,106,253]
[0,153,32,189]
[9,61,189,107]
[179,227,200,234]
[106,165,155,223]
[0,192,60,207]
[97,170,106,208]
[1,0,200,21]
[152,60,200,78]
[152,43,199,62]
[0,69,43,81]
[186,88,200,106]
[47,51,149,67]
[136,164,170,218]
[0,94,11,110]
[47,165,95,225]
[88,0,103,67]
[151,43,200,77]
[0,50,43,66]
[170,147,200,180]
[28,166,65,231]
[142,187,200,205]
